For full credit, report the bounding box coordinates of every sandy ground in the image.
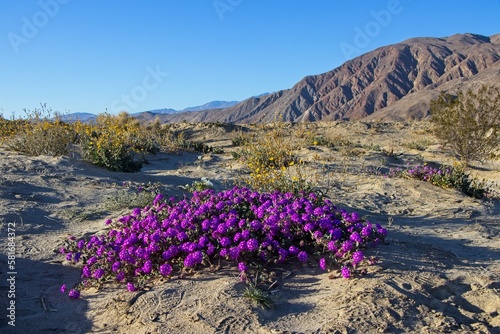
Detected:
[0,121,499,333]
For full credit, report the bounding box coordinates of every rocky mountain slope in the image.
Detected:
[156,33,500,124]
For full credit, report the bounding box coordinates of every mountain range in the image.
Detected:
[137,33,499,124]
[60,100,240,122]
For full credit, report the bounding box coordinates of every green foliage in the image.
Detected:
[403,139,434,151]
[243,283,274,309]
[180,177,215,192]
[103,182,165,212]
[231,131,252,147]
[309,134,352,149]
[174,133,223,154]
[430,85,500,165]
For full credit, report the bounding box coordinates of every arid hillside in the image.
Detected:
[139,33,500,124]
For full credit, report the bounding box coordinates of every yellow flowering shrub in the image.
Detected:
[1,106,76,156]
[78,112,162,172]
[235,128,315,194]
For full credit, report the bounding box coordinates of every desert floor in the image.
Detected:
[0,121,499,333]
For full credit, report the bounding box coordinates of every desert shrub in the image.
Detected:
[60,187,387,298]
[234,129,316,194]
[404,139,434,151]
[308,134,352,149]
[231,131,252,147]
[174,132,223,154]
[3,105,77,156]
[430,85,500,165]
[180,177,215,192]
[0,118,25,142]
[388,163,496,199]
[78,112,160,172]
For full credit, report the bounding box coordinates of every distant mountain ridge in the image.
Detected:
[182,100,239,112]
[153,33,500,124]
[60,100,240,121]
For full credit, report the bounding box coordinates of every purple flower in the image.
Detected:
[238,262,247,272]
[350,232,363,243]
[218,248,228,258]
[153,194,163,206]
[60,284,66,293]
[241,230,250,239]
[206,243,215,256]
[159,263,172,276]
[127,282,137,292]
[87,256,97,266]
[116,272,125,281]
[327,241,337,252]
[74,253,81,262]
[198,235,209,247]
[297,251,308,262]
[377,227,388,237]
[303,223,314,232]
[61,186,389,296]
[342,240,353,252]
[246,238,259,252]
[341,266,351,279]
[162,245,179,260]
[184,251,203,268]
[319,258,327,270]
[330,228,342,241]
[220,237,231,247]
[112,261,121,272]
[142,260,152,274]
[361,225,372,237]
[289,245,299,255]
[82,266,91,278]
[93,268,105,279]
[229,247,240,260]
[68,289,80,299]
[278,248,288,262]
[352,251,364,266]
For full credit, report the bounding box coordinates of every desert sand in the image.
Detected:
[0,121,499,333]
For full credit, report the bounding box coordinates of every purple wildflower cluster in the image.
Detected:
[407,165,448,181]
[387,163,495,199]
[60,187,387,298]
[387,163,446,182]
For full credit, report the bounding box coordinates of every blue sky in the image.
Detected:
[1,0,499,116]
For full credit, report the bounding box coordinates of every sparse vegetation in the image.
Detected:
[404,139,434,151]
[0,108,226,172]
[233,128,317,194]
[180,177,215,192]
[430,85,500,166]
[103,182,166,212]
[1,104,77,156]
[388,163,497,199]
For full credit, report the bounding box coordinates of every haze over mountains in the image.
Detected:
[61,101,240,122]
[136,33,499,124]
